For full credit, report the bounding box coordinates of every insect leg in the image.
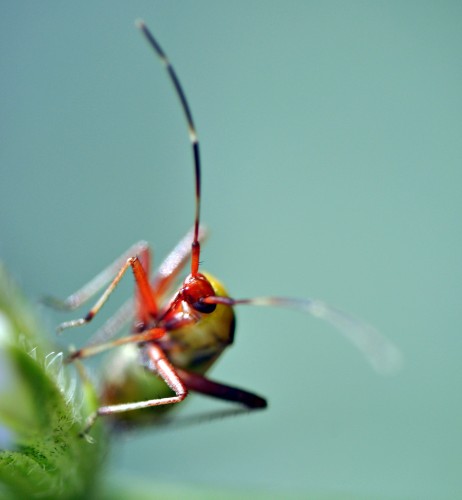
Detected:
[81,343,187,436]
[177,368,267,409]
[43,241,151,311]
[66,327,165,363]
[56,255,157,333]
[86,298,134,347]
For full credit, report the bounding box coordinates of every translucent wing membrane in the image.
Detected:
[204,296,403,375]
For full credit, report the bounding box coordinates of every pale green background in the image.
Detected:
[1,2,461,499]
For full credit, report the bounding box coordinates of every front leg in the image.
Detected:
[56,255,157,333]
[43,241,151,311]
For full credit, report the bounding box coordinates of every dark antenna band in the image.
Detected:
[137,20,202,275]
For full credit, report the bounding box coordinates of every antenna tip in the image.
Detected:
[135,19,145,30]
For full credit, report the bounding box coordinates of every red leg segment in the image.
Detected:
[81,343,188,435]
[56,255,157,333]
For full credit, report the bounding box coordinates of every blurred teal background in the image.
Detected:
[1,2,461,498]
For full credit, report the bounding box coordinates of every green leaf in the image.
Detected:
[0,264,106,500]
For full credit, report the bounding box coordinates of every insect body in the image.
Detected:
[47,21,401,435]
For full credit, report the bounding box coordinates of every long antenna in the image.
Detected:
[203,296,403,375]
[137,20,201,275]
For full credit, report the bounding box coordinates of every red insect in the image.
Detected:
[46,20,401,436]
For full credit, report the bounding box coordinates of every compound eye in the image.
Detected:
[192,300,216,314]
[182,274,217,314]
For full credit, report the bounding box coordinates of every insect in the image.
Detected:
[46,20,402,436]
